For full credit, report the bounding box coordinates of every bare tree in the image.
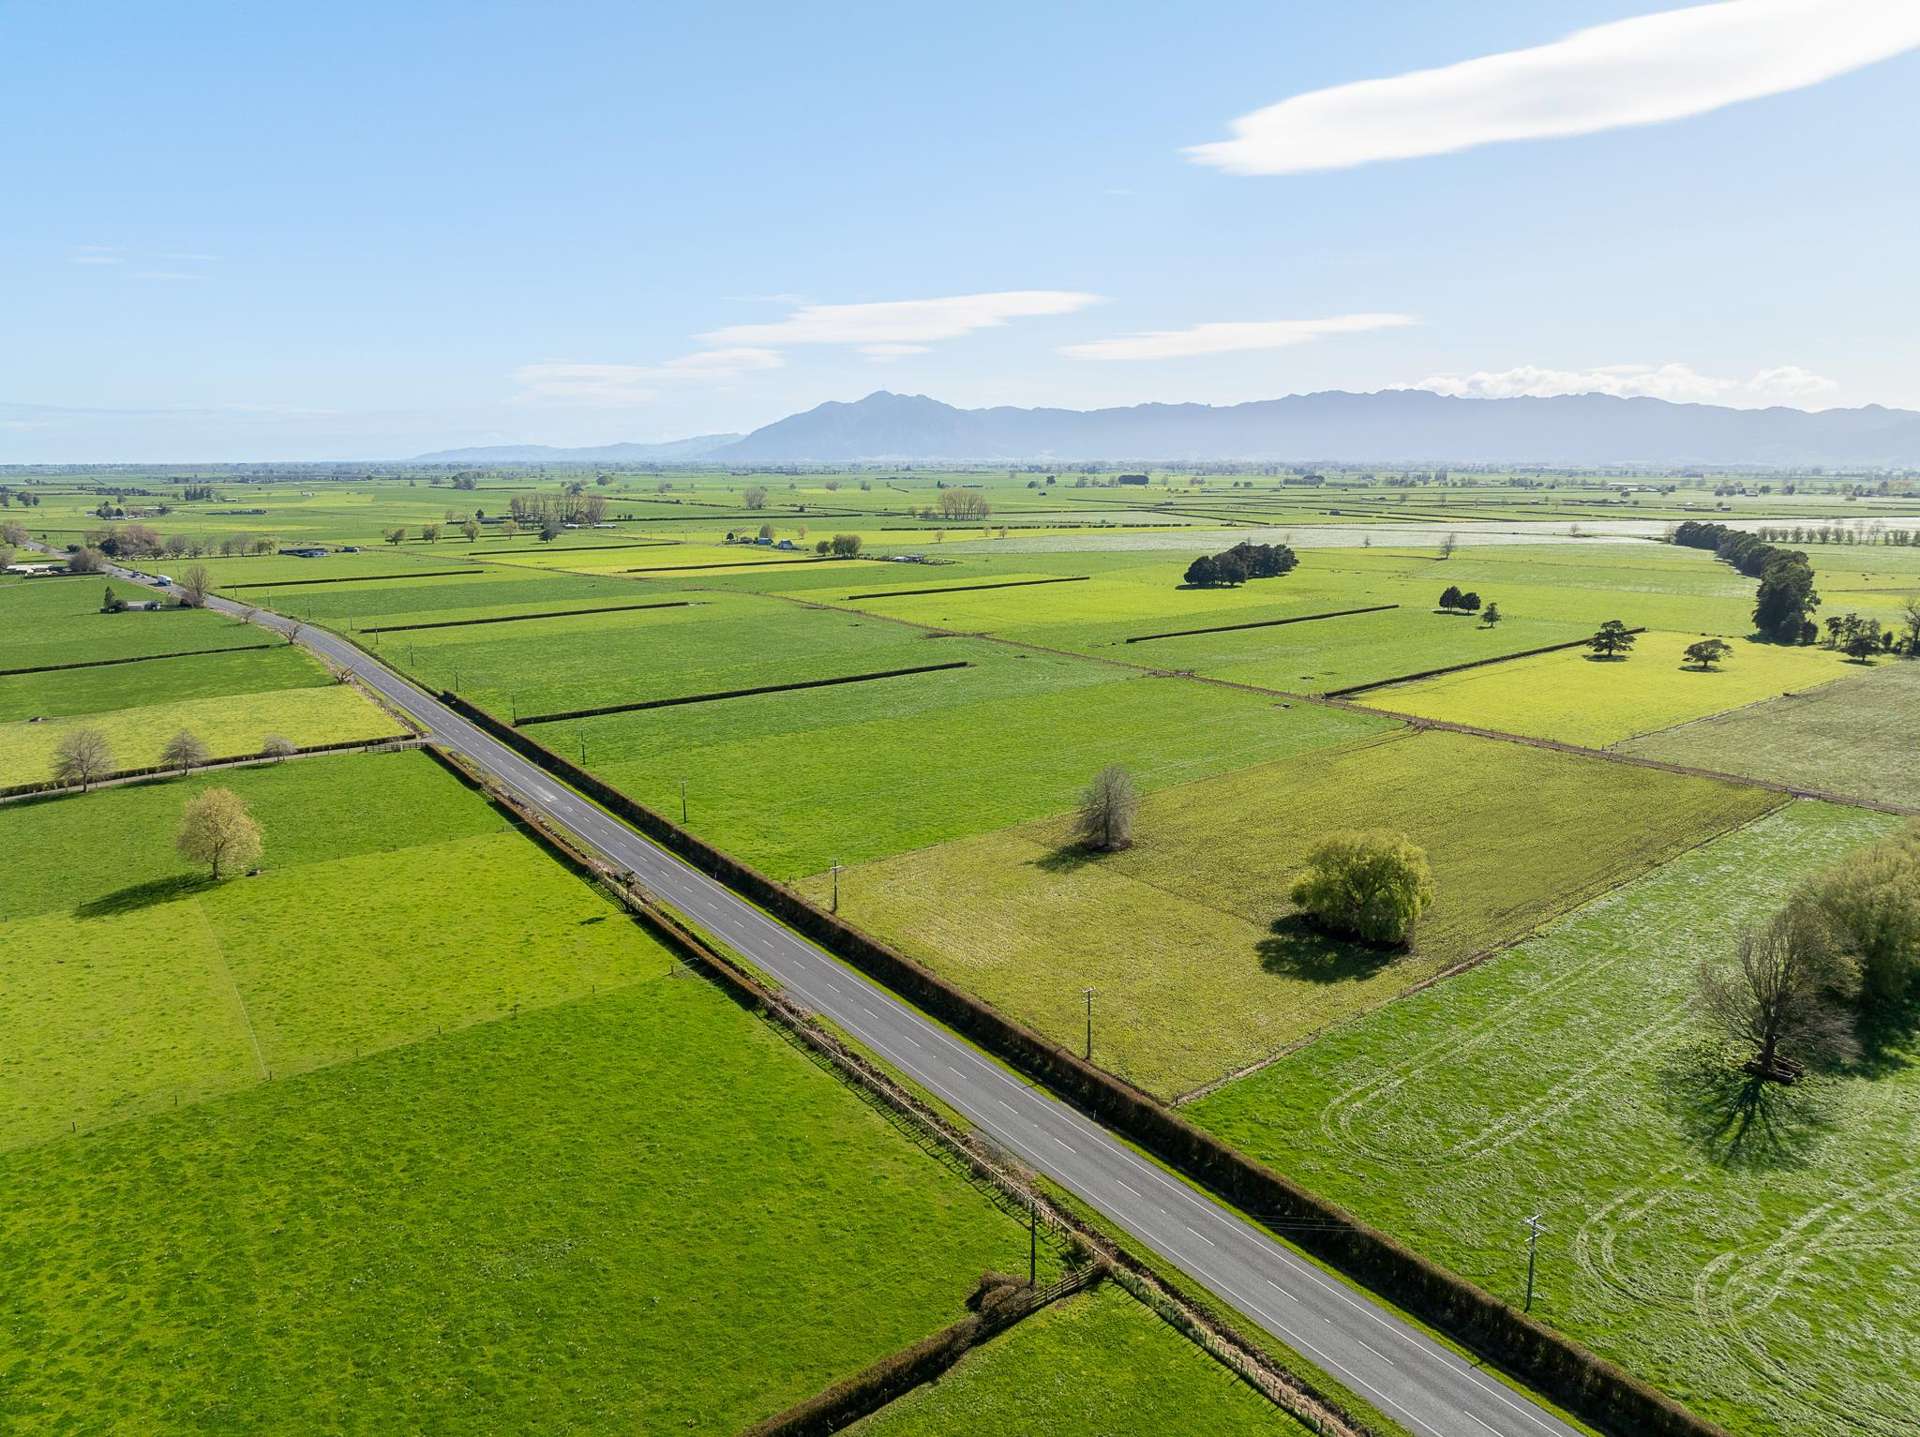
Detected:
[1697,901,1860,1081]
[52,727,115,791]
[1901,593,1920,657]
[176,787,264,879]
[66,546,107,575]
[177,564,212,608]
[742,486,769,510]
[1073,764,1139,852]
[462,517,481,543]
[420,522,442,543]
[160,729,211,775]
[284,620,303,646]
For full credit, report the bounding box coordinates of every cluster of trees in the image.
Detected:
[1670,520,1821,643]
[927,488,992,520]
[506,491,608,528]
[0,486,44,507]
[1823,612,1896,661]
[813,533,864,557]
[1437,585,1497,624]
[74,526,276,560]
[1183,541,1298,588]
[1698,823,1920,1080]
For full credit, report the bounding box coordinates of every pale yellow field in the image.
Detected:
[3,685,407,785]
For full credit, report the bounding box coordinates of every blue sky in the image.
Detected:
[5,0,1918,460]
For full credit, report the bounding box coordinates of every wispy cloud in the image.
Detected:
[131,270,205,282]
[1063,313,1416,361]
[703,290,1101,348]
[1189,0,1920,176]
[859,343,931,361]
[513,348,784,405]
[69,245,125,265]
[1415,361,1840,406]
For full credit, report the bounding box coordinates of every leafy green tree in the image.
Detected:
[1586,619,1637,658]
[1684,638,1733,670]
[385,526,407,545]
[1801,823,1920,1001]
[1457,591,1481,613]
[830,532,863,557]
[1438,584,1462,610]
[1184,554,1222,587]
[1480,602,1501,627]
[1290,830,1435,946]
[1753,551,1820,642]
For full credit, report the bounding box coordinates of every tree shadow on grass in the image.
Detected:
[1852,987,1920,1081]
[74,872,217,920]
[1658,1040,1845,1171]
[1031,843,1106,875]
[1256,913,1402,984]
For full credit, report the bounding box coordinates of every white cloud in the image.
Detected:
[702,290,1101,347]
[1189,0,1920,175]
[1414,361,1841,406]
[69,245,125,265]
[859,343,931,361]
[514,348,783,404]
[1062,313,1416,361]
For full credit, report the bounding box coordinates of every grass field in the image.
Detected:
[577,650,1392,877]
[1189,803,1916,1437]
[0,745,1063,1430]
[0,575,262,669]
[851,1282,1304,1436]
[0,974,1058,1432]
[0,642,313,722]
[1618,659,1920,807]
[0,750,641,1146]
[808,728,1781,1096]
[0,681,406,785]
[1360,631,1855,747]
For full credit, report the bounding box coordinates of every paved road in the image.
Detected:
[105,561,1581,1437]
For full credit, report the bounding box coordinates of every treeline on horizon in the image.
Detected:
[1671,519,1820,644]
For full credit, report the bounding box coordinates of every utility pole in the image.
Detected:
[1523,1214,1546,1312]
[679,777,687,823]
[578,731,587,765]
[830,859,842,914]
[1082,987,1094,1062]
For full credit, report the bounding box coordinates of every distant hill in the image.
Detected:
[413,434,742,463]
[709,390,1920,467]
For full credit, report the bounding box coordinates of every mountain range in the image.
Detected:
[413,433,742,463]
[416,391,1920,467]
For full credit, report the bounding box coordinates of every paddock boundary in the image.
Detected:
[0,641,277,677]
[1125,604,1399,644]
[514,661,970,726]
[1323,626,1649,697]
[361,600,689,634]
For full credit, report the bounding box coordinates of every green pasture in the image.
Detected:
[0,642,316,723]
[567,650,1391,878]
[1362,630,1856,747]
[0,973,1056,1432]
[1190,803,1916,1437]
[0,751,641,1146]
[0,575,259,669]
[851,1282,1304,1436]
[388,589,951,718]
[804,728,1779,1097]
[0,683,405,785]
[1619,658,1920,806]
